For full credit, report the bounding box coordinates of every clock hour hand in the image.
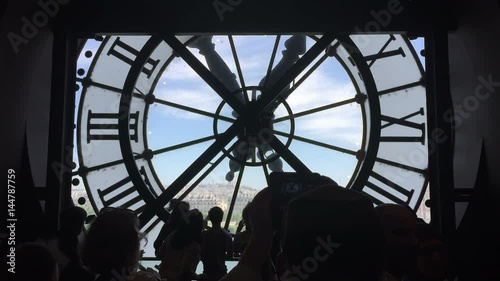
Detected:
[240,35,306,175]
[258,35,306,112]
[188,36,246,109]
[188,36,249,181]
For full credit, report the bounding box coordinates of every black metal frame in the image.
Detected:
[114,33,381,228]
[119,34,343,226]
[63,33,454,241]
[45,29,78,232]
[72,33,434,228]
[75,36,108,214]
[425,32,456,236]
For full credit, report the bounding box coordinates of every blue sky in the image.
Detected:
[74,35,425,192]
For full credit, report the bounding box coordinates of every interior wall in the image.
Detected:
[1,0,53,187]
[0,0,54,257]
[448,0,500,279]
[449,0,500,191]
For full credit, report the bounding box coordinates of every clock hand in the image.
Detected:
[243,36,306,174]
[188,36,251,180]
[188,36,246,109]
[257,35,306,112]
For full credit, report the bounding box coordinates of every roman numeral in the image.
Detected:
[97,176,146,214]
[380,108,425,144]
[363,171,415,205]
[140,166,159,197]
[142,217,162,233]
[364,34,406,67]
[107,37,160,78]
[87,110,139,143]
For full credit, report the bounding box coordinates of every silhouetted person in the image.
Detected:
[158,209,204,281]
[58,206,94,281]
[376,204,419,281]
[413,222,450,281]
[16,242,58,281]
[200,206,233,281]
[154,200,190,257]
[233,202,252,257]
[82,207,159,281]
[221,184,385,281]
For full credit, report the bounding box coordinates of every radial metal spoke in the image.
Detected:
[76,78,144,99]
[224,163,246,229]
[376,157,427,175]
[177,141,239,201]
[142,217,162,233]
[378,80,424,96]
[257,147,270,187]
[152,135,217,156]
[154,98,234,123]
[73,154,145,176]
[268,136,311,173]
[256,34,336,115]
[228,35,248,104]
[262,35,281,90]
[139,120,244,224]
[162,35,245,115]
[273,97,357,124]
[273,130,357,156]
[77,159,125,174]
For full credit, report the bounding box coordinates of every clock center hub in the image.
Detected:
[239,100,274,148]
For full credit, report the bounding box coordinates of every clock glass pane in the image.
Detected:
[72,34,430,259]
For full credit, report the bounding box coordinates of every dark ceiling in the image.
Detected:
[55,0,455,35]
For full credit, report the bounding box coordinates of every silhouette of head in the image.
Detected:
[171,209,204,250]
[168,198,181,211]
[81,207,145,274]
[208,206,224,225]
[169,201,190,226]
[17,242,57,281]
[375,203,418,278]
[60,206,87,236]
[278,185,385,281]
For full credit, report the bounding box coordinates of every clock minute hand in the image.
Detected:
[188,36,249,181]
[188,36,246,107]
[258,35,306,112]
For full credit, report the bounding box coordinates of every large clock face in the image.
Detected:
[72,34,428,257]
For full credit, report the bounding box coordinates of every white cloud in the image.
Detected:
[161,58,201,81]
[155,37,364,145]
[275,70,364,146]
[160,36,271,85]
[296,112,363,145]
[154,86,222,120]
